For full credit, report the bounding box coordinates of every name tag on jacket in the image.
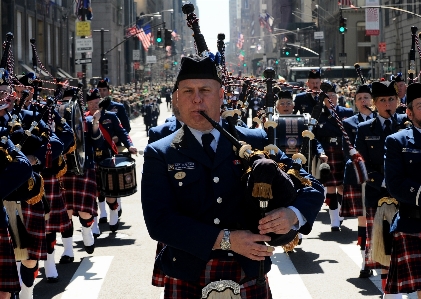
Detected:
[365,136,380,141]
[402,148,421,153]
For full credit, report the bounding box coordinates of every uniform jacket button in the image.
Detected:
[173,257,176,261]
[217,197,222,203]
[213,177,220,183]
[214,218,220,225]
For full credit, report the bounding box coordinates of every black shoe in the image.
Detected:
[93,232,101,239]
[109,221,119,233]
[84,244,95,254]
[359,269,373,278]
[99,217,107,224]
[59,255,74,264]
[118,208,122,218]
[46,276,59,283]
[298,238,302,245]
[331,226,340,232]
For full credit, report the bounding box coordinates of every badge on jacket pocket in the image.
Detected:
[365,136,380,140]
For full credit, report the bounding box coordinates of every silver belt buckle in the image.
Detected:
[202,280,241,298]
[330,137,337,144]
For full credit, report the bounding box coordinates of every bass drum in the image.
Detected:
[275,114,310,158]
[57,99,86,175]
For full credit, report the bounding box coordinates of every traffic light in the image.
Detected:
[275,60,279,64]
[281,47,294,58]
[101,57,108,75]
[156,29,162,43]
[173,61,178,66]
[295,55,301,62]
[243,63,247,67]
[164,29,172,47]
[339,17,347,33]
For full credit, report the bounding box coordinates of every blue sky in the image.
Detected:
[196,0,230,53]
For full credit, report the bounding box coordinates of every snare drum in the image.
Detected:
[98,155,137,198]
[275,114,309,157]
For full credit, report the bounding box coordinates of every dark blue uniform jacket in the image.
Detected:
[142,123,324,281]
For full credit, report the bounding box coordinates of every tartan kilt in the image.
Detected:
[21,200,47,261]
[324,145,345,187]
[43,175,71,233]
[152,242,166,287]
[365,206,388,270]
[341,184,364,217]
[61,169,98,217]
[386,231,421,294]
[163,258,272,299]
[0,225,20,293]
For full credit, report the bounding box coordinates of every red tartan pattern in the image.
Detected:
[61,169,98,216]
[341,184,363,217]
[0,225,20,293]
[386,231,421,294]
[20,200,47,261]
[163,258,272,299]
[152,242,165,287]
[324,146,345,187]
[43,175,71,233]
[365,206,388,270]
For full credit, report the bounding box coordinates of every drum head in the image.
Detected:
[71,100,85,172]
[99,155,134,168]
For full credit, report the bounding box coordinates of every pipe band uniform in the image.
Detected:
[141,3,325,299]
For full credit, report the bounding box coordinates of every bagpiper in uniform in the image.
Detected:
[392,73,407,114]
[355,80,408,298]
[384,83,421,299]
[293,70,322,115]
[313,81,354,231]
[88,89,137,233]
[0,95,34,299]
[58,88,105,264]
[341,84,376,278]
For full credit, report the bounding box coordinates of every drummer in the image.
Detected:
[58,88,105,265]
[276,91,294,115]
[87,89,137,233]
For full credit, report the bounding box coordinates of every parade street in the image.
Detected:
[31,102,415,299]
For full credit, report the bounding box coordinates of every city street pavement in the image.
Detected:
[32,101,417,299]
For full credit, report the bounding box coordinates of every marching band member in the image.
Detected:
[275,91,294,115]
[59,89,105,264]
[355,80,407,298]
[342,84,376,278]
[384,82,421,299]
[293,69,322,114]
[313,81,354,231]
[97,79,131,222]
[141,54,324,298]
[88,89,137,232]
[0,96,34,299]
[392,73,407,114]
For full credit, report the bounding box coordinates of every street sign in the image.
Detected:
[377,59,389,63]
[338,53,347,64]
[76,21,91,37]
[76,38,93,53]
[146,56,157,63]
[133,50,140,60]
[75,58,92,65]
[314,31,324,40]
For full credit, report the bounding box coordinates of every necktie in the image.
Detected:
[384,119,392,136]
[202,133,215,162]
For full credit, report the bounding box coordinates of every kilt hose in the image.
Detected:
[341,184,364,217]
[324,145,345,187]
[43,175,71,233]
[162,257,272,299]
[386,231,421,294]
[20,200,47,261]
[0,224,20,293]
[61,169,98,217]
[365,206,388,270]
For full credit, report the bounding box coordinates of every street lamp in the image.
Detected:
[368,54,377,79]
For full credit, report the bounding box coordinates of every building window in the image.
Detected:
[28,16,33,62]
[48,24,51,65]
[55,27,59,65]
[385,2,389,26]
[17,11,23,61]
[408,0,413,19]
[244,0,249,9]
[356,21,370,62]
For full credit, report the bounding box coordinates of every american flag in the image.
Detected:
[136,23,152,50]
[237,33,244,49]
[338,0,355,7]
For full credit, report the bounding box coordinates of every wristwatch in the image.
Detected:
[220,229,231,250]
